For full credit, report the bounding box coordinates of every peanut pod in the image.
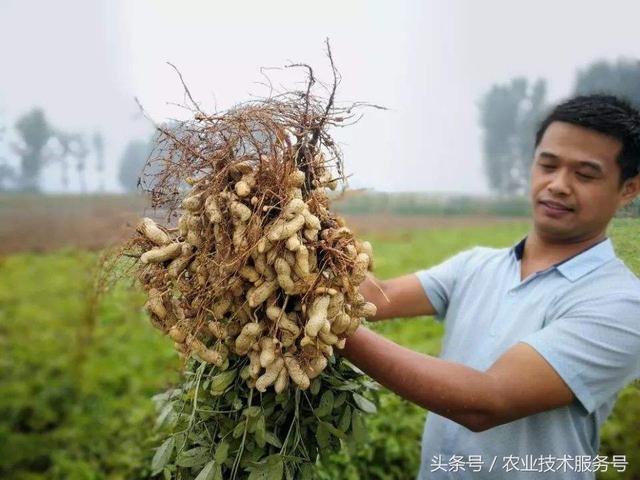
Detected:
[267,214,305,242]
[141,243,183,264]
[284,355,310,390]
[235,322,263,355]
[137,218,170,246]
[255,356,284,392]
[305,295,331,337]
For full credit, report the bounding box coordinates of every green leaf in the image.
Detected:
[299,464,315,478]
[346,361,365,375]
[210,370,237,396]
[173,432,186,450]
[176,446,210,468]
[333,392,347,409]
[361,379,381,390]
[247,455,285,480]
[265,431,282,448]
[214,441,229,464]
[152,389,178,406]
[151,437,175,475]
[255,414,266,448]
[314,390,334,417]
[194,460,217,480]
[351,411,368,444]
[353,393,377,413]
[247,414,259,433]
[285,466,294,480]
[321,420,347,440]
[244,406,261,418]
[233,422,245,439]
[220,357,230,371]
[310,378,321,395]
[263,403,276,418]
[316,422,330,448]
[332,381,361,391]
[213,465,224,480]
[338,405,352,432]
[155,402,177,430]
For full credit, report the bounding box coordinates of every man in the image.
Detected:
[343,95,640,479]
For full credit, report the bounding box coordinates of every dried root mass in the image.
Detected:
[129,61,378,394]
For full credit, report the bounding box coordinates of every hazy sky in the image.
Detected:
[1,0,640,193]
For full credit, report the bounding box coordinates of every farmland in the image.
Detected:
[1,196,639,479]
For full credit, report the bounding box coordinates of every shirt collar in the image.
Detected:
[511,235,616,282]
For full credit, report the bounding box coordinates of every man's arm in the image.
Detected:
[341,327,575,432]
[359,273,437,321]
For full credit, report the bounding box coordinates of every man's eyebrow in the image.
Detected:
[538,151,559,160]
[538,151,604,173]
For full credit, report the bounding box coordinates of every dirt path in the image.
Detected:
[0,195,526,254]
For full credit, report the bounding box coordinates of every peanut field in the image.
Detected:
[1,218,638,479]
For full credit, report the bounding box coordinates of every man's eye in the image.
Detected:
[577,172,595,180]
[539,164,555,170]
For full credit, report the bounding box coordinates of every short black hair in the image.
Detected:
[535,94,640,184]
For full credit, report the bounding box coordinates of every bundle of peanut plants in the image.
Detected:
[126,48,382,479]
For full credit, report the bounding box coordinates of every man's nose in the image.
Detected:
[547,169,572,195]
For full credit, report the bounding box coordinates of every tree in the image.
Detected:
[53,131,89,191]
[118,139,151,192]
[479,78,547,196]
[72,135,89,192]
[13,108,52,192]
[0,162,16,191]
[515,79,547,191]
[573,59,640,218]
[574,58,640,107]
[93,132,105,191]
[0,114,15,191]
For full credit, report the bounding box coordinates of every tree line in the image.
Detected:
[0,108,152,193]
[0,108,104,192]
[479,58,640,197]
[3,58,638,196]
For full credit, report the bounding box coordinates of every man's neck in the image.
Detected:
[523,229,607,268]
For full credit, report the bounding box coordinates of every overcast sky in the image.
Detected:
[1,0,640,194]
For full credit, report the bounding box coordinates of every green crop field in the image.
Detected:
[1,219,638,479]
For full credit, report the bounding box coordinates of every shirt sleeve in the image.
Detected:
[414,248,477,322]
[519,293,640,415]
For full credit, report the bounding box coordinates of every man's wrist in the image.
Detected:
[341,326,367,358]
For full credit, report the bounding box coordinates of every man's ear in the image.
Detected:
[618,175,640,209]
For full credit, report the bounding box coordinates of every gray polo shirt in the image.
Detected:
[415,236,640,479]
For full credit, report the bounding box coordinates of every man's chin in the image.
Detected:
[532,216,575,239]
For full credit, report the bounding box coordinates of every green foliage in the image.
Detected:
[0,250,180,479]
[1,219,639,479]
[145,358,379,480]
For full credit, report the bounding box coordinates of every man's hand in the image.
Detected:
[342,328,575,432]
[358,273,437,321]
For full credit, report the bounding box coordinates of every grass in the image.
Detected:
[0,250,181,479]
[0,218,638,479]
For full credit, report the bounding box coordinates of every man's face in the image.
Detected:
[530,121,630,242]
